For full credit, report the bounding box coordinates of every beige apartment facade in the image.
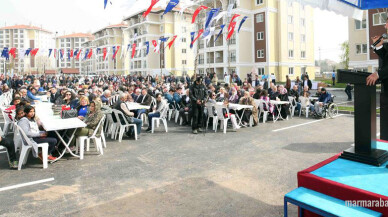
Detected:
[348,9,387,73]
[123,1,195,77]
[55,33,94,74]
[196,0,315,82]
[0,25,55,75]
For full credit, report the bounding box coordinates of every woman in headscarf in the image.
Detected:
[228,87,239,104]
[70,100,104,147]
[278,85,290,119]
[239,91,258,126]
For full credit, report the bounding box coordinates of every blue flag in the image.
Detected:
[215,25,225,42]
[205,8,220,29]
[67,50,71,60]
[1,47,9,60]
[84,49,89,60]
[190,32,195,49]
[160,37,169,43]
[48,49,53,57]
[60,49,64,60]
[238,16,248,33]
[104,0,108,9]
[96,48,101,54]
[74,49,79,57]
[25,48,32,56]
[203,28,211,38]
[145,41,150,55]
[163,0,179,16]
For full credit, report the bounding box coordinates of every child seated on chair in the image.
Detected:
[17,105,58,162]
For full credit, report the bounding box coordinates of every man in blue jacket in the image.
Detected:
[314,88,332,116]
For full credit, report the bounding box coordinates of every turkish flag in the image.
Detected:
[227,22,236,41]
[70,49,74,58]
[113,46,120,60]
[87,48,93,59]
[229,14,240,31]
[191,29,204,46]
[192,6,208,23]
[76,49,82,60]
[103,48,107,61]
[167,35,177,49]
[132,43,137,58]
[8,48,16,59]
[143,0,160,18]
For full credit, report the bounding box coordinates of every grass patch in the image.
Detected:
[315,78,347,88]
[338,106,380,114]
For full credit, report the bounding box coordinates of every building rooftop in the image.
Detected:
[57,33,94,40]
[0,24,52,33]
[93,23,128,34]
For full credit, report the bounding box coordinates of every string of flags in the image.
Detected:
[1,2,250,61]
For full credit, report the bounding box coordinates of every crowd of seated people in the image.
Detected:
[0,72,329,169]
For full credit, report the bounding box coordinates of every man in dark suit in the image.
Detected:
[367,17,388,141]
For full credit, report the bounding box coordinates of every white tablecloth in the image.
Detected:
[125,102,150,111]
[41,117,86,131]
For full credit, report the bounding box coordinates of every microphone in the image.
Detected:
[372,33,388,48]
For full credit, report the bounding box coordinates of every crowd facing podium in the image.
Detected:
[0,72,332,169]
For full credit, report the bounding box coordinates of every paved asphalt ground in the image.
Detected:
[0,90,382,217]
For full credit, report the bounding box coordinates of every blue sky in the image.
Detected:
[0,0,348,62]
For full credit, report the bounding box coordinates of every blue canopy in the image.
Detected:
[339,0,388,10]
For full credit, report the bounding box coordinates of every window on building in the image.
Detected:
[301,34,306,43]
[288,49,294,58]
[289,67,294,75]
[258,68,265,75]
[81,38,85,42]
[257,32,264,40]
[182,60,187,64]
[355,19,367,29]
[230,51,236,62]
[256,0,264,5]
[0,30,3,34]
[288,32,294,41]
[301,51,306,58]
[182,49,186,53]
[373,13,387,26]
[300,18,305,27]
[288,15,293,24]
[160,26,164,32]
[256,14,264,23]
[182,27,187,33]
[181,38,186,43]
[199,54,204,64]
[257,49,264,58]
[356,44,367,54]
[288,1,293,7]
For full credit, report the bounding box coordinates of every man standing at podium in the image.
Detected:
[367,16,388,141]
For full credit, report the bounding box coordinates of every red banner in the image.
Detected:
[8,48,16,59]
[132,43,137,58]
[103,48,107,60]
[70,49,74,58]
[31,48,39,56]
[227,22,236,41]
[192,6,208,24]
[87,48,93,59]
[76,49,82,60]
[112,46,120,60]
[167,35,177,49]
[191,29,204,45]
[228,14,240,31]
[143,0,160,18]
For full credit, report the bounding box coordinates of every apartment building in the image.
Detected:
[90,23,127,75]
[55,33,94,74]
[0,24,55,75]
[122,0,195,76]
[348,9,387,72]
[196,0,315,82]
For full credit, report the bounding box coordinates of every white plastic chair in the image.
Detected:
[214,104,230,134]
[299,97,310,118]
[112,109,138,142]
[15,125,48,170]
[1,109,13,136]
[258,100,274,123]
[76,115,106,160]
[288,96,297,118]
[151,104,169,133]
[205,103,218,131]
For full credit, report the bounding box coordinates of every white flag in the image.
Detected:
[204,27,215,46]
[227,4,234,17]
[104,47,110,61]
[214,11,227,23]
[18,48,26,59]
[137,42,143,58]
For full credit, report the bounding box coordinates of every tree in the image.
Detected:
[340,41,349,69]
